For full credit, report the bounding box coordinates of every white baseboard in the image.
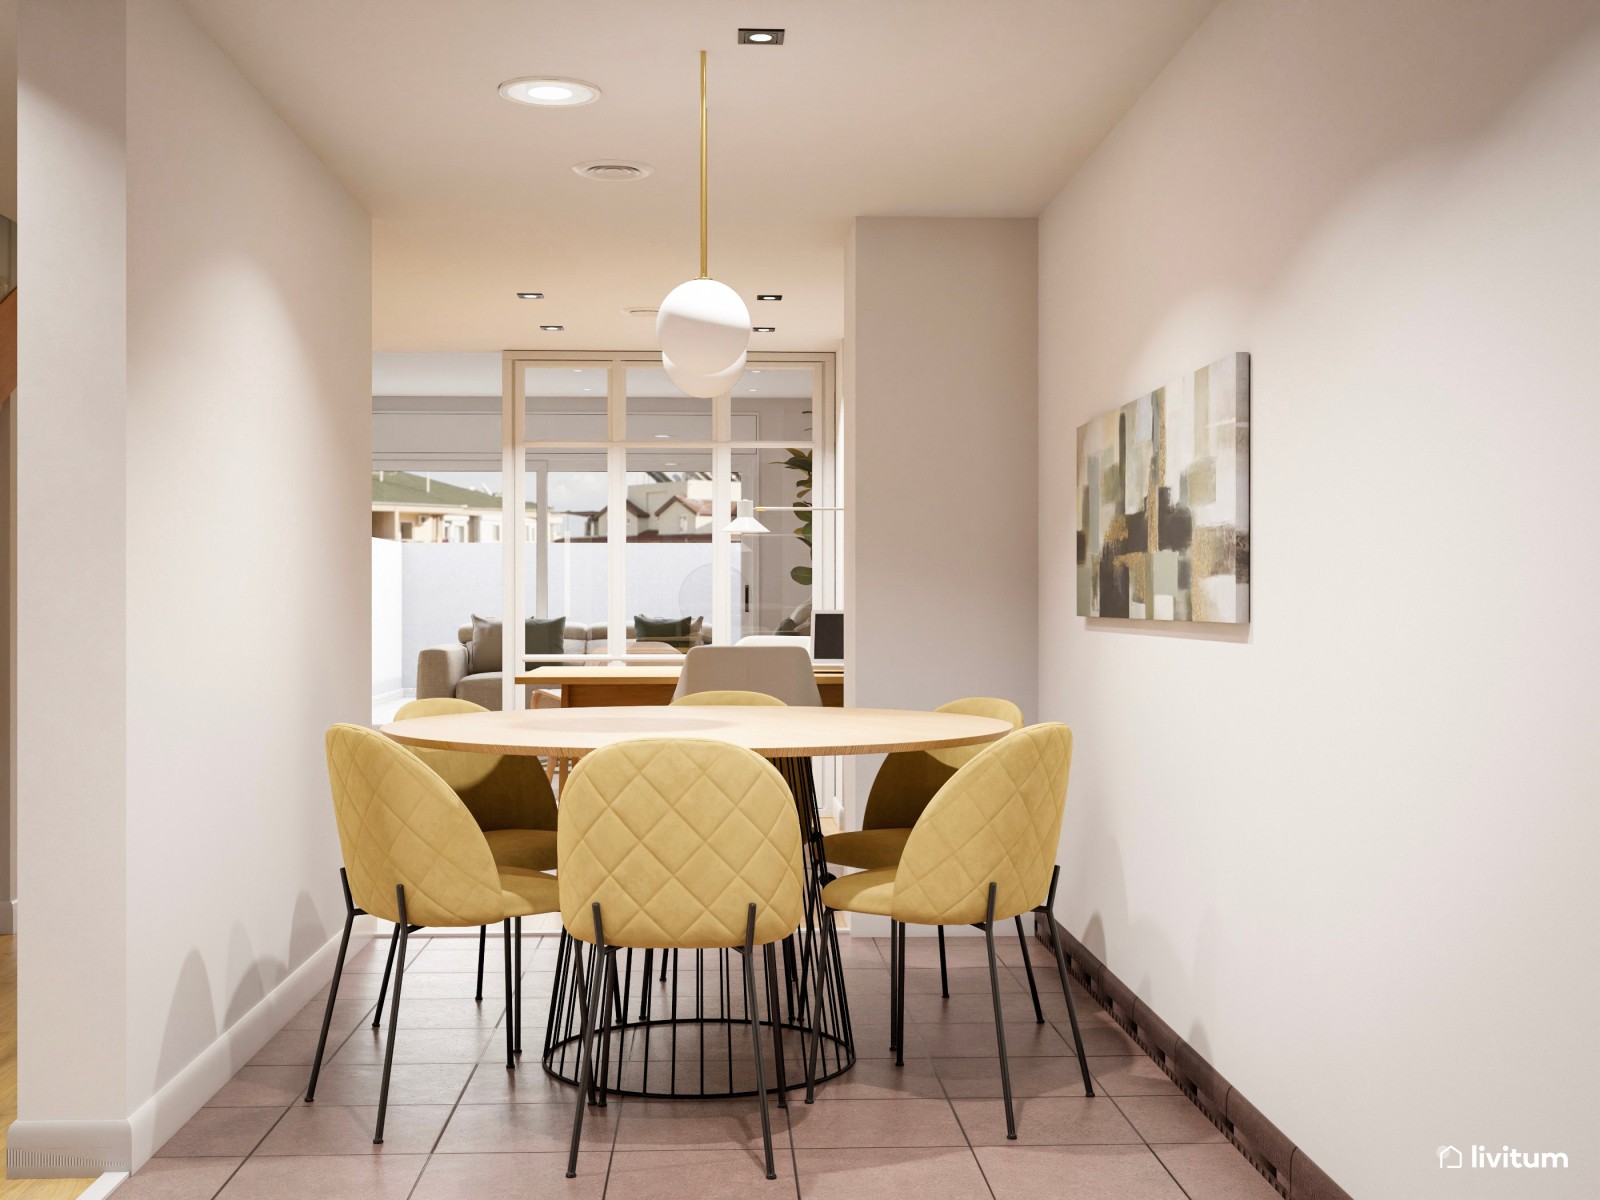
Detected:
[7,920,375,1178]
[79,1172,129,1199]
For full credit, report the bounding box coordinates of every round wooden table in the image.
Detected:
[380,705,1014,1100]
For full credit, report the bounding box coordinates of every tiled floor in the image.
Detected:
[119,931,1281,1200]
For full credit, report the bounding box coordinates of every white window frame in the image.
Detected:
[499,350,838,710]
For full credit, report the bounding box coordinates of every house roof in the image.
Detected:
[371,471,532,512]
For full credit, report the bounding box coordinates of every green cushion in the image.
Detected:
[634,613,694,649]
[525,616,566,668]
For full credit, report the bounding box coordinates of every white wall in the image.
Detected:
[1037,2,1600,1196]
[13,0,371,1173]
[372,538,403,697]
[846,216,1039,932]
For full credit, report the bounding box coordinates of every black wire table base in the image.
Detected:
[541,757,856,1099]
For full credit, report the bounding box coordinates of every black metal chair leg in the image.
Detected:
[475,924,486,1003]
[894,920,907,1068]
[566,909,605,1180]
[887,920,899,1053]
[804,906,830,1104]
[597,948,617,1105]
[983,884,1016,1139]
[937,926,949,998]
[1014,915,1045,1024]
[373,886,410,1144]
[1042,867,1094,1097]
[743,906,777,1180]
[514,916,523,1055]
[503,918,515,1070]
[306,869,357,1102]
[371,921,400,1028]
[763,942,788,1108]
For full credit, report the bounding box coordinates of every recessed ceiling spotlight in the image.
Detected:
[516,292,545,300]
[654,434,670,439]
[738,29,785,45]
[753,326,775,333]
[622,306,660,317]
[573,159,653,181]
[756,294,782,302]
[540,325,564,332]
[498,77,601,106]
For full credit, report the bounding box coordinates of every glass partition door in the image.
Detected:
[499,352,836,709]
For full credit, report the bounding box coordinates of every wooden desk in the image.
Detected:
[515,664,845,708]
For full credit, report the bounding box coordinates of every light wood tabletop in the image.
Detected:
[381,705,1010,760]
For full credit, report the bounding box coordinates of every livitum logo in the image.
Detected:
[1437,1144,1570,1170]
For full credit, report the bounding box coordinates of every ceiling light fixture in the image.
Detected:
[722,498,771,536]
[756,294,782,301]
[738,29,785,45]
[516,292,545,300]
[573,159,653,181]
[498,76,602,106]
[540,325,564,332]
[657,51,749,399]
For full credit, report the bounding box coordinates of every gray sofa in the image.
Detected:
[416,620,713,711]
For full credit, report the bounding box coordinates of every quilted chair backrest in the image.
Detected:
[394,697,559,833]
[669,690,787,707]
[324,724,507,928]
[891,724,1073,928]
[862,696,1025,830]
[558,738,805,949]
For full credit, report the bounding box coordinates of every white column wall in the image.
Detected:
[845,216,1038,934]
[1037,1,1600,1195]
[11,0,371,1174]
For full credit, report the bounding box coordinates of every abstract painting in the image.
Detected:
[1076,353,1250,623]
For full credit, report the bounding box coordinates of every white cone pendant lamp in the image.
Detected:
[657,51,749,397]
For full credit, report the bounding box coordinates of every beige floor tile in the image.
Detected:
[213,1154,426,1200]
[408,1151,606,1199]
[1086,1055,1182,1097]
[1114,1095,1226,1144]
[112,1157,242,1200]
[331,1026,494,1066]
[787,1097,964,1148]
[253,1104,451,1156]
[913,1021,1069,1057]
[293,1062,473,1107]
[207,1066,310,1108]
[975,1144,1188,1200]
[794,1147,990,1200]
[433,1097,619,1154]
[899,966,1024,995]
[933,1054,1095,1099]
[281,998,375,1033]
[372,996,507,1029]
[457,1061,581,1104]
[605,1148,797,1197]
[155,1108,284,1158]
[246,1029,327,1068]
[953,1096,1141,1146]
[613,1098,789,1152]
[808,1057,943,1100]
[1154,1143,1284,1199]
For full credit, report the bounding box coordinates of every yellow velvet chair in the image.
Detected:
[391,696,560,1022]
[823,697,1026,1003]
[309,724,560,1142]
[810,723,1094,1140]
[670,689,786,706]
[557,738,808,1180]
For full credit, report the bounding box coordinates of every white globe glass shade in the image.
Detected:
[663,351,746,399]
[656,278,751,375]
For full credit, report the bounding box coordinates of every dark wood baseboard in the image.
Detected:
[1032,913,1353,1200]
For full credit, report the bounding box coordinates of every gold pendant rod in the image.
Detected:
[699,49,709,279]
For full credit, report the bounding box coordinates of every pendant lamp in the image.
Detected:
[657,51,749,397]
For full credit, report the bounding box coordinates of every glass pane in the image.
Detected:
[626,366,712,441]
[526,365,608,441]
[525,449,608,663]
[730,367,815,441]
[625,449,715,656]
[729,445,813,640]
[371,392,501,722]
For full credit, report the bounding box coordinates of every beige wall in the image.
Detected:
[12,0,370,1173]
[846,216,1038,934]
[1038,1,1600,1195]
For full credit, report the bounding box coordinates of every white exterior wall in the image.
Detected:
[1037,2,1600,1195]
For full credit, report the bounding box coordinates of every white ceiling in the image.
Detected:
[372,351,816,399]
[184,0,1214,353]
